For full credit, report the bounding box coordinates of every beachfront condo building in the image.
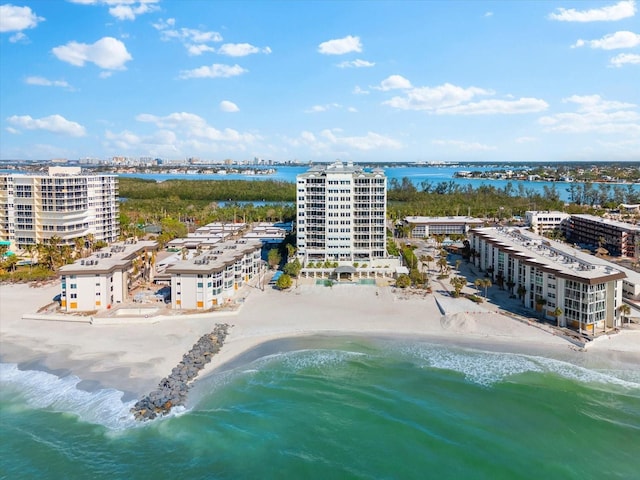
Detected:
[165,238,262,310]
[58,239,158,312]
[296,161,387,263]
[469,227,626,333]
[566,214,640,258]
[0,167,120,253]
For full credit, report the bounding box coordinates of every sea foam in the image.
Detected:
[398,343,640,390]
[0,362,138,430]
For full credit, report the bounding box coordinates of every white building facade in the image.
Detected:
[403,216,484,238]
[165,239,262,310]
[0,167,119,252]
[470,227,626,333]
[58,240,158,312]
[296,161,386,263]
[524,211,570,236]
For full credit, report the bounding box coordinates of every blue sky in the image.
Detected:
[1,0,639,163]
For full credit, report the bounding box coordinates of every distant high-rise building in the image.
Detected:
[0,167,120,252]
[296,161,387,263]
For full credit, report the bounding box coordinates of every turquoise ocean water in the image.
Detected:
[1,337,639,479]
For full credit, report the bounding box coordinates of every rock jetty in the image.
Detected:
[131,323,231,421]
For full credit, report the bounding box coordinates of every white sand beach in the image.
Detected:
[1,281,639,399]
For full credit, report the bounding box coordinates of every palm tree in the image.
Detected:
[479,278,492,299]
[38,236,63,271]
[424,254,434,271]
[618,304,631,328]
[474,278,483,296]
[286,243,296,262]
[449,276,466,297]
[73,237,85,259]
[506,279,515,296]
[551,307,563,327]
[86,234,96,254]
[517,285,527,305]
[535,297,547,319]
[437,257,449,274]
[23,243,36,271]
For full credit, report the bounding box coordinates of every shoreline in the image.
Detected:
[1,282,639,403]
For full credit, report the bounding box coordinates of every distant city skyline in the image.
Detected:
[1,0,639,163]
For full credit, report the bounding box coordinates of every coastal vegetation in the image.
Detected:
[0,235,105,283]
[118,176,632,246]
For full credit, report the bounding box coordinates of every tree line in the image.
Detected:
[119,178,296,202]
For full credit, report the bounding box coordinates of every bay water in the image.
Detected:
[1,336,639,479]
[119,165,640,203]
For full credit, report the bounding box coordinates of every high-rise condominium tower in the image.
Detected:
[0,167,119,252]
[296,161,387,263]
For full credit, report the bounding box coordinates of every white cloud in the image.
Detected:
[336,59,375,68]
[548,0,636,22]
[320,129,402,150]
[353,86,369,95]
[318,35,362,55]
[573,31,640,49]
[563,94,635,111]
[285,128,401,153]
[52,37,132,70]
[187,44,216,56]
[25,76,71,88]
[179,64,247,79]
[104,128,181,156]
[484,11,494,17]
[437,98,549,115]
[376,75,412,91]
[539,94,640,135]
[383,83,492,110]
[68,0,159,21]
[217,43,271,56]
[0,4,44,32]
[610,52,640,66]
[220,100,239,112]
[380,79,547,115]
[135,112,258,143]
[152,18,223,55]
[432,139,496,151]
[515,136,538,144]
[9,31,27,43]
[7,114,86,137]
[305,103,342,113]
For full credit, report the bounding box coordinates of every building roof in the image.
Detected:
[404,216,484,225]
[165,239,262,274]
[471,227,626,285]
[59,240,158,275]
[298,161,385,177]
[571,214,640,232]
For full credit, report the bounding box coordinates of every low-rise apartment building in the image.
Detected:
[469,227,626,332]
[165,239,262,310]
[524,211,570,236]
[403,216,484,238]
[58,239,158,312]
[567,214,640,258]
